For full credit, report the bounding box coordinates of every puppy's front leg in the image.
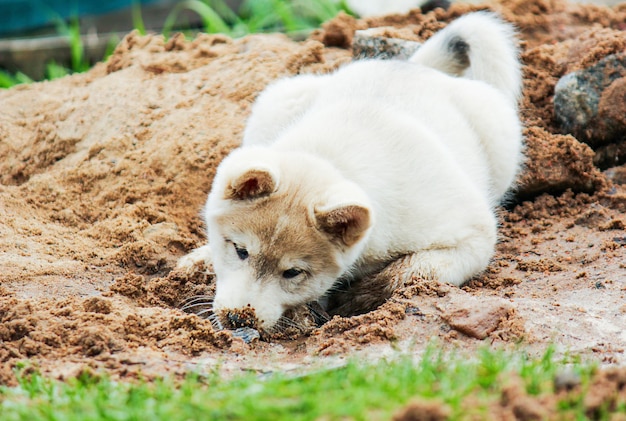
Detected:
[176,244,213,275]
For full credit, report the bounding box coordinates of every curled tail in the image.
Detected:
[409,12,521,105]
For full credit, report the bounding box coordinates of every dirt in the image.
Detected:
[1,0,626,413]
[393,367,626,420]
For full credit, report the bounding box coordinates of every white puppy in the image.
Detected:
[346,0,448,17]
[179,12,523,331]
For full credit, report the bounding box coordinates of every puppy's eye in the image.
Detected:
[282,268,303,279]
[234,244,249,260]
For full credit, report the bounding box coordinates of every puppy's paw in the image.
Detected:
[176,244,213,275]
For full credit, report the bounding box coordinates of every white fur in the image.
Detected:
[242,74,329,147]
[179,13,524,329]
[346,0,430,17]
[409,11,522,105]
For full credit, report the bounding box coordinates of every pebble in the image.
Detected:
[405,306,424,317]
[352,28,421,60]
[604,165,626,184]
[554,370,582,392]
[442,295,513,340]
[553,52,626,149]
[231,327,260,344]
[142,222,180,244]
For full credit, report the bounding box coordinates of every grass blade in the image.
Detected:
[132,1,147,35]
[163,0,231,38]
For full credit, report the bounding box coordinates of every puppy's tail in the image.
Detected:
[409,12,521,105]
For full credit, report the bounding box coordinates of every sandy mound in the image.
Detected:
[1,0,626,387]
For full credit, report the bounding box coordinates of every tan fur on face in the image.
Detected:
[216,190,342,297]
[205,148,374,329]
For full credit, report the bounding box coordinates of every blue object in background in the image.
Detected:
[0,0,159,36]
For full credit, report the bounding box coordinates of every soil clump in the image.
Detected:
[1,2,625,414]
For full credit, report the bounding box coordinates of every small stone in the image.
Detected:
[142,222,180,244]
[613,236,626,245]
[231,327,260,344]
[603,163,626,183]
[352,28,421,60]
[405,306,424,317]
[554,52,626,149]
[442,295,513,340]
[554,370,582,392]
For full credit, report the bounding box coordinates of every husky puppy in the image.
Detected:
[346,0,451,18]
[179,12,523,331]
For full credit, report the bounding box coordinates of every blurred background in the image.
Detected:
[0,0,351,86]
[0,0,622,87]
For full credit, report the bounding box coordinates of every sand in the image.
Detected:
[1,0,626,412]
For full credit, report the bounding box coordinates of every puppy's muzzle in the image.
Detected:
[224,310,257,329]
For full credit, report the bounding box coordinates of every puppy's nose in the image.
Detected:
[226,311,255,329]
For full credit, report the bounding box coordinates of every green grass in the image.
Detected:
[1,0,352,89]
[1,346,618,421]
[162,0,351,38]
[0,70,32,88]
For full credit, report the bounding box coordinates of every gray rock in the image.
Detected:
[604,163,626,185]
[554,52,626,149]
[554,370,582,392]
[352,28,421,60]
[231,327,260,344]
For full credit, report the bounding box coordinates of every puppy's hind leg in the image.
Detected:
[243,74,328,146]
[402,221,497,288]
[326,258,415,318]
[328,221,497,317]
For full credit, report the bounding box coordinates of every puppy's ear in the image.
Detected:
[315,204,371,247]
[225,168,277,200]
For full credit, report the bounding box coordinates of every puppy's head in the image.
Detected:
[204,147,373,331]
